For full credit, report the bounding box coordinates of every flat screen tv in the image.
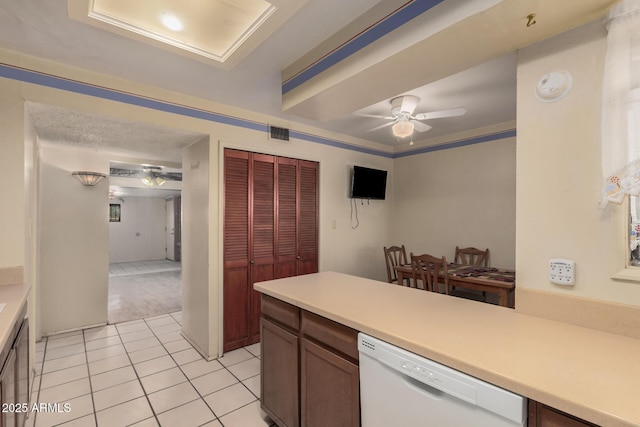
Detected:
[350,166,387,200]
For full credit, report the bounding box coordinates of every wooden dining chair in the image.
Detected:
[454,246,489,266]
[410,253,449,293]
[383,245,408,285]
[453,246,489,301]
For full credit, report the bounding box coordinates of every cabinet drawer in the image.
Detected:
[262,295,300,331]
[301,311,358,361]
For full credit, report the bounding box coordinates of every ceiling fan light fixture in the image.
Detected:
[392,120,414,138]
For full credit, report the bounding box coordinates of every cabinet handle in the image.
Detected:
[296,256,301,260]
[250,260,255,264]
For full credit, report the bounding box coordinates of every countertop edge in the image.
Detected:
[0,282,30,351]
[255,272,640,427]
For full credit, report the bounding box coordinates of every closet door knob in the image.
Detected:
[250,260,255,264]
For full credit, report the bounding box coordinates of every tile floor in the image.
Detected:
[109,260,182,278]
[30,312,274,427]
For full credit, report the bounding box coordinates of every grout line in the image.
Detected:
[80,329,99,427]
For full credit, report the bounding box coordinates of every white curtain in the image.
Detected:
[601,0,640,206]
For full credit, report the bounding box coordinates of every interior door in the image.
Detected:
[276,157,298,278]
[298,160,319,275]
[166,199,175,260]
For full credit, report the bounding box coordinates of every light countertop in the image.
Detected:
[0,282,30,350]
[254,271,640,427]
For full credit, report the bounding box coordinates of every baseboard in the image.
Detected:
[181,331,218,361]
[516,288,640,339]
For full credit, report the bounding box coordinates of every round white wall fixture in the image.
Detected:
[535,70,573,102]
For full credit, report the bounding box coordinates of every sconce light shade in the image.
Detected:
[72,171,106,186]
[392,120,414,138]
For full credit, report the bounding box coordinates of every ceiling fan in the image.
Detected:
[360,95,466,139]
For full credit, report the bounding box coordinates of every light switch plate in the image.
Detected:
[549,258,575,286]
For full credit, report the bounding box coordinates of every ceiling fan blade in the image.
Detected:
[414,107,466,121]
[411,120,432,132]
[366,121,395,132]
[355,113,395,120]
[400,96,419,115]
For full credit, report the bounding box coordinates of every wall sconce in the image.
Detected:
[71,171,107,186]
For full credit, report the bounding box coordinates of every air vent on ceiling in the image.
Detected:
[269,125,290,141]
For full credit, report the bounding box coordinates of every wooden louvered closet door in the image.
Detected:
[224,149,318,352]
[297,160,319,275]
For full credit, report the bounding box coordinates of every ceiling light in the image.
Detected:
[142,167,166,187]
[392,120,414,138]
[72,171,107,186]
[161,14,183,31]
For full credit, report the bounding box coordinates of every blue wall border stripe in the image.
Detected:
[282,0,445,95]
[0,63,511,159]
[393,129,517,158]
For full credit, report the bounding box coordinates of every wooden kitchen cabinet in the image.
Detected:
[529,400,599,427]
[0,303,29,427]
[260,295,360,427]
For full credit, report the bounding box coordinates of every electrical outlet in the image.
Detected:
[549,258,575,286]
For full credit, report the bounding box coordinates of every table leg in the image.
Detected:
[498,289,509,307]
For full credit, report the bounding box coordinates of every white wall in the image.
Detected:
[109,197,167,263]
[182,138,214,357]
[38,145,109,335]
[516,20,640,307]
[393,135,516,269]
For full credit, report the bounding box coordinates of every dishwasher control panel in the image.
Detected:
[400,358,477,404]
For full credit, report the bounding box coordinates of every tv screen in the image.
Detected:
[350,166,387,200]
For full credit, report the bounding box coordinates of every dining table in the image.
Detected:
[394,263,516,308]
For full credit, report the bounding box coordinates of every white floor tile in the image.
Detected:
[34,393,94,427]
[200,421,223,427]
[42,353,86,374]
[219,400,273,427]
[129,417,159,427]
[128,345,168,364]
[145,315,175,327]
[119,328,155,343]
[124,337,161,353]
[218,348,254,367]
[85,335,121,352]
[204,383,257,417]
[150,322,181,335]
[88,353,131,376]
[86,344,126,362]
[243,374,261,398]
[191,368,238,396]
[227,358,260,381]
[38,378,91,403]
[56,414,96,426]
[84,325,118,342]
[245,343,261,357]
[147,381,199,414]
[180,359,224,380]
[90,366,137,392]
[163,338,192,354]
[134,355,176,377]
[92,379,145,412]
[40,364,88,390]
[44,343,86,361]
[139,367,188,394]
[116,321,150,335]
[46,334,85,350]
[171,348,202,365]
[95,396,153,427]
[156,399,216,427]
[156,331,182,344]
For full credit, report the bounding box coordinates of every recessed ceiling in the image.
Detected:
[67,0,309,69]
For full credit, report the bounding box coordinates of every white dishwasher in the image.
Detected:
[358,334,527,427]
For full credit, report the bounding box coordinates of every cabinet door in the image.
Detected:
[261,318,299,427]
[15,318,29,427]
[0,349,16,427]
[297,161,318,275]
[276,157,299,279]
[529,401,598,427]
[224,149,251,352]
[300,338,359,427]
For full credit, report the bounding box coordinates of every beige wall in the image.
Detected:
[38,145,109,335]
[109,197,168,263]
[516,19,640,307]
[0,78,25,269]
[393,134,516,269]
